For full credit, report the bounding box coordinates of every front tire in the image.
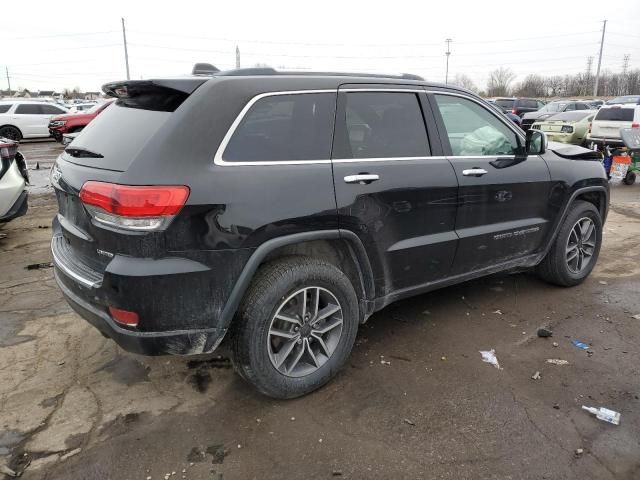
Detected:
[231,256,359,399]
[537,200,602,287]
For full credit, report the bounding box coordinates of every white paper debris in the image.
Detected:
[479,349,501,369]
[546,359,569,365]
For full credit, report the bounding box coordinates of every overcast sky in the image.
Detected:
[3,0,640,93]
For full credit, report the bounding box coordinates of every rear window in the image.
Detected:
[595,107,634,121]
[495,99,515,109]
[0,104,12,114]
[63,103,170,171]
[223,93,336,162]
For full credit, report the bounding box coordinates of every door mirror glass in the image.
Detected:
[526,129,547,155]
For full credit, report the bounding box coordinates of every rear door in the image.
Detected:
[13,103,43,137]
[331,87,459,295]
[430,92,552,274]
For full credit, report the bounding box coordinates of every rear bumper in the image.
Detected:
[54,268,226,356]
[586,136,624,148]
[0,190,28,223]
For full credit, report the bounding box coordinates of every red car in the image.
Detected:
[48,100,114,142]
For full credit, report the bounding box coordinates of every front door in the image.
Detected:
[331,88,459,296]
[430,92,552,275]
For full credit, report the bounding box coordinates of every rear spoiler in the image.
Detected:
[102,79,207,112]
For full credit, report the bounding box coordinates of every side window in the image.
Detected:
[0,104,12,114]
[337,92,430,159]
[576,103,589,110]
[434,94,519,156]
[15,104,42,114]
[523,99,537,108]
[41,104,66,114]
[223,93,335,162]
[537,101,545,109]
[565,104,576,111]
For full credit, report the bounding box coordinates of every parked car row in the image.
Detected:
[0,99,113,142]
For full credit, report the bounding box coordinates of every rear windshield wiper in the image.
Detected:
[65,147,104,159]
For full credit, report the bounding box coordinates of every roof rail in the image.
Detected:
[206,66,424,81]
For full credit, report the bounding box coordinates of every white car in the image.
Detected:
[587,104,640,148]
[0,101,68,140]
[0,140,28,223]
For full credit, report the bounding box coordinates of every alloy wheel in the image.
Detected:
[267,286,344,377]
[566,217,597,274]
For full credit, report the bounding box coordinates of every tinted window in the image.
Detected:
[338,92,429,159]
[576,103,589,110]
[495,99,515,109]
[435,94,519,156]
[223,93,335,162]
[521,99,537,108]
[595,108,634,121]
[0,104,12,113]
[15,104,42,114]
[41,104,66,114]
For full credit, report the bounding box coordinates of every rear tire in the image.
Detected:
[623,171,636,185]
[0,126,21,141]
[231,256,359,399]
[537,200,602,287]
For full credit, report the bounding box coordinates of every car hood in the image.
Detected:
[51,112,93,122]
[548,141,602,161]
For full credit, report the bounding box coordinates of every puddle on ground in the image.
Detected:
[0,430,24,456]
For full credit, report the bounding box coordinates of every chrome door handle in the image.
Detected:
[462,168,488,176]
[344,174,380,184]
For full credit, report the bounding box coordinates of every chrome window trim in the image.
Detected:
[333,156,447,163]
[213,89,337,166]
[426,89,527,155]
[339,88,425,93]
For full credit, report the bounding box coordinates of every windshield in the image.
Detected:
[539,102,567,113]
[546,111,593,122]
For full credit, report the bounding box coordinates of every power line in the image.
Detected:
[1,30,117,40]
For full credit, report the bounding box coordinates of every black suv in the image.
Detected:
[51,69,608,398]
[491,97,545,117]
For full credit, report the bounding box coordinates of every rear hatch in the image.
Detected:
[591,106,635,139]
[52,78,205,285]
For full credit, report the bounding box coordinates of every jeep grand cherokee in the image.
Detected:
[51,68,608,398]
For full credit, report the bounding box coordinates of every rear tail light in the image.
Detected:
[632,123,640,128]
[79,181,189,231]
[109,306,139,327]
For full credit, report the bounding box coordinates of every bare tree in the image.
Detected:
[486,67,515,96]
[513,74,545,97]
[452,73,478,92]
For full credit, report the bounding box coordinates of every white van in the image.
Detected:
[587,104,640,147]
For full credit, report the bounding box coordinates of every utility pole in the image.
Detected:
[121,17,130,80]
[585,56,593,96]
[5,66,10,95]
[236,46,241,69]
[445,38,452,84]
[593,20,606,97]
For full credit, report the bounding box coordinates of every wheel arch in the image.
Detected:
[540,186,608,261]
[219,230,375,329]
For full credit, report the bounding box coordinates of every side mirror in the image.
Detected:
[526,129,547,155]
